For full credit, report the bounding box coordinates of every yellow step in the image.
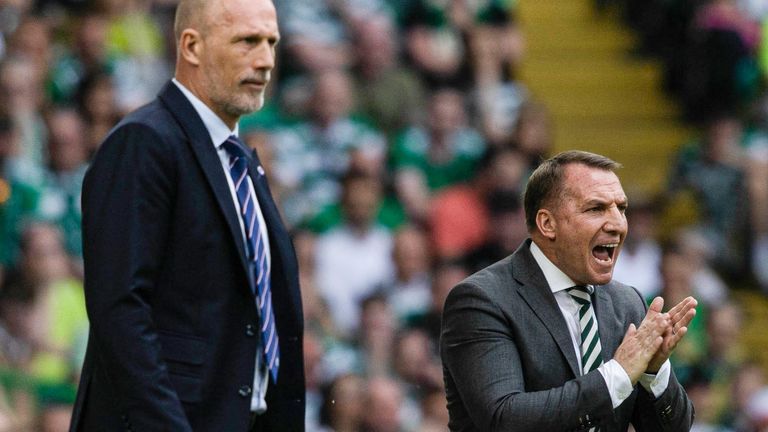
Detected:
[519,0,689,195]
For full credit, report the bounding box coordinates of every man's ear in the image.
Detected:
[179,29,203,66]
[536,209,556,240]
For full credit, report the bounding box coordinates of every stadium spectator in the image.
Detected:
[418,388,450,432]
[410,259,470,346]
[47,12,113,105]
[462,189,528,274]
[509,100,553,170]
[745,387,768,432]
[666,114,749,276]
[6,222,87,385]
[100,0,171,113]
[0,115,39,267]
[315,171,395,336]
[360,376,408,432]
[658,242,710,381]
[392,328,443,397]
[270,69,387,227]
[356,293,397,378]
[391,87,486,222]
[37,108,88,259]
[75,71,120,155]
[303,331,326,432]
[275,0,355,76]
[728,363,767,430]
[383,225,433,324]
[430,148,528,261]
[744,114,768,292]
[318,373,365,432]
[400,0,516,90]
[0,56,47,186]
[352,14,426,138]
[6,17,51,78]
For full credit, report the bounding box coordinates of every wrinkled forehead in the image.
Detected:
[562,163,625,200]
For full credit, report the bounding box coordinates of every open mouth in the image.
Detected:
[592,243,618,263]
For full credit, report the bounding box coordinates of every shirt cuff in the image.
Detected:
[598,360,634,409]
[639,359,671,399]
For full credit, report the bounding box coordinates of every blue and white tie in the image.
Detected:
[221,135,280,383]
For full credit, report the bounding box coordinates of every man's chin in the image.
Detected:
[225,99,264,117]
[591,271,614,286]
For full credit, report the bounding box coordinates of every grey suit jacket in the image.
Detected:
[440,239,693,431]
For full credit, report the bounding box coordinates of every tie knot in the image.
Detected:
[568,285,593,303]
[569,285,592,294]
[221,135,250,160]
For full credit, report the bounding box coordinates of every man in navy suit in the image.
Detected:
[70,0,305,430]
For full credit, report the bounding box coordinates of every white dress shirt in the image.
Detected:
[529,241,670,408]
[172,79,270,413]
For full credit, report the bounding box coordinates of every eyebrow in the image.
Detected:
[584,198,627,207]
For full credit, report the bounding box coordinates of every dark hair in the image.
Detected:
[523,150,621,231]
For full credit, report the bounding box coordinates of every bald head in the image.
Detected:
[174,0,278,128]
[174,0,209,44]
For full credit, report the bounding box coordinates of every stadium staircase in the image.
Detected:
[517,0,768,371]
[517,0,692,196]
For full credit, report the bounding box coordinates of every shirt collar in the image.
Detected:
[529,241,593,295]
[172,78,239,148]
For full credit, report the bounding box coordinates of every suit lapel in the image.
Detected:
[246,149,303,333]
[245,152,284,249]
[512,241,581,377]
[157,82,251,284]
[245,151,290,278]
[593,284,623,359]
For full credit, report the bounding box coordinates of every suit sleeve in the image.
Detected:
[628,289,695,431]
[441,282,614,432]
[81,123,192,431]
[631,375,694,431]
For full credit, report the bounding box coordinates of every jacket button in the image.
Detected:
[246,324,255,337]
[239,385,252,397]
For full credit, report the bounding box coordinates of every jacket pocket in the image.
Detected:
[168,371,202,403]
[158,331,206,365]
[158,331,206,403]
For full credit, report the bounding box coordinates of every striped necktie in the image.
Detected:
[221,135,280,383]
[568,285,603,375]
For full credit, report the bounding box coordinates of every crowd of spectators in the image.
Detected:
[618,0,768,293]
[0,0,766,430]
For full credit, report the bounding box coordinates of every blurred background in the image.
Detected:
[0,0,767,430]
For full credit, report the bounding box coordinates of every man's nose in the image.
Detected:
[603,207,627,233]
[253,42,275,70]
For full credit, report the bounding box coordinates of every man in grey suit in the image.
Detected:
[441,151,696,431]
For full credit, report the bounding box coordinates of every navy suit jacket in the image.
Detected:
[70,82,305,431]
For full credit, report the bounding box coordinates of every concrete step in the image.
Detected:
[518,0,688,195]
[534,97,678,118]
